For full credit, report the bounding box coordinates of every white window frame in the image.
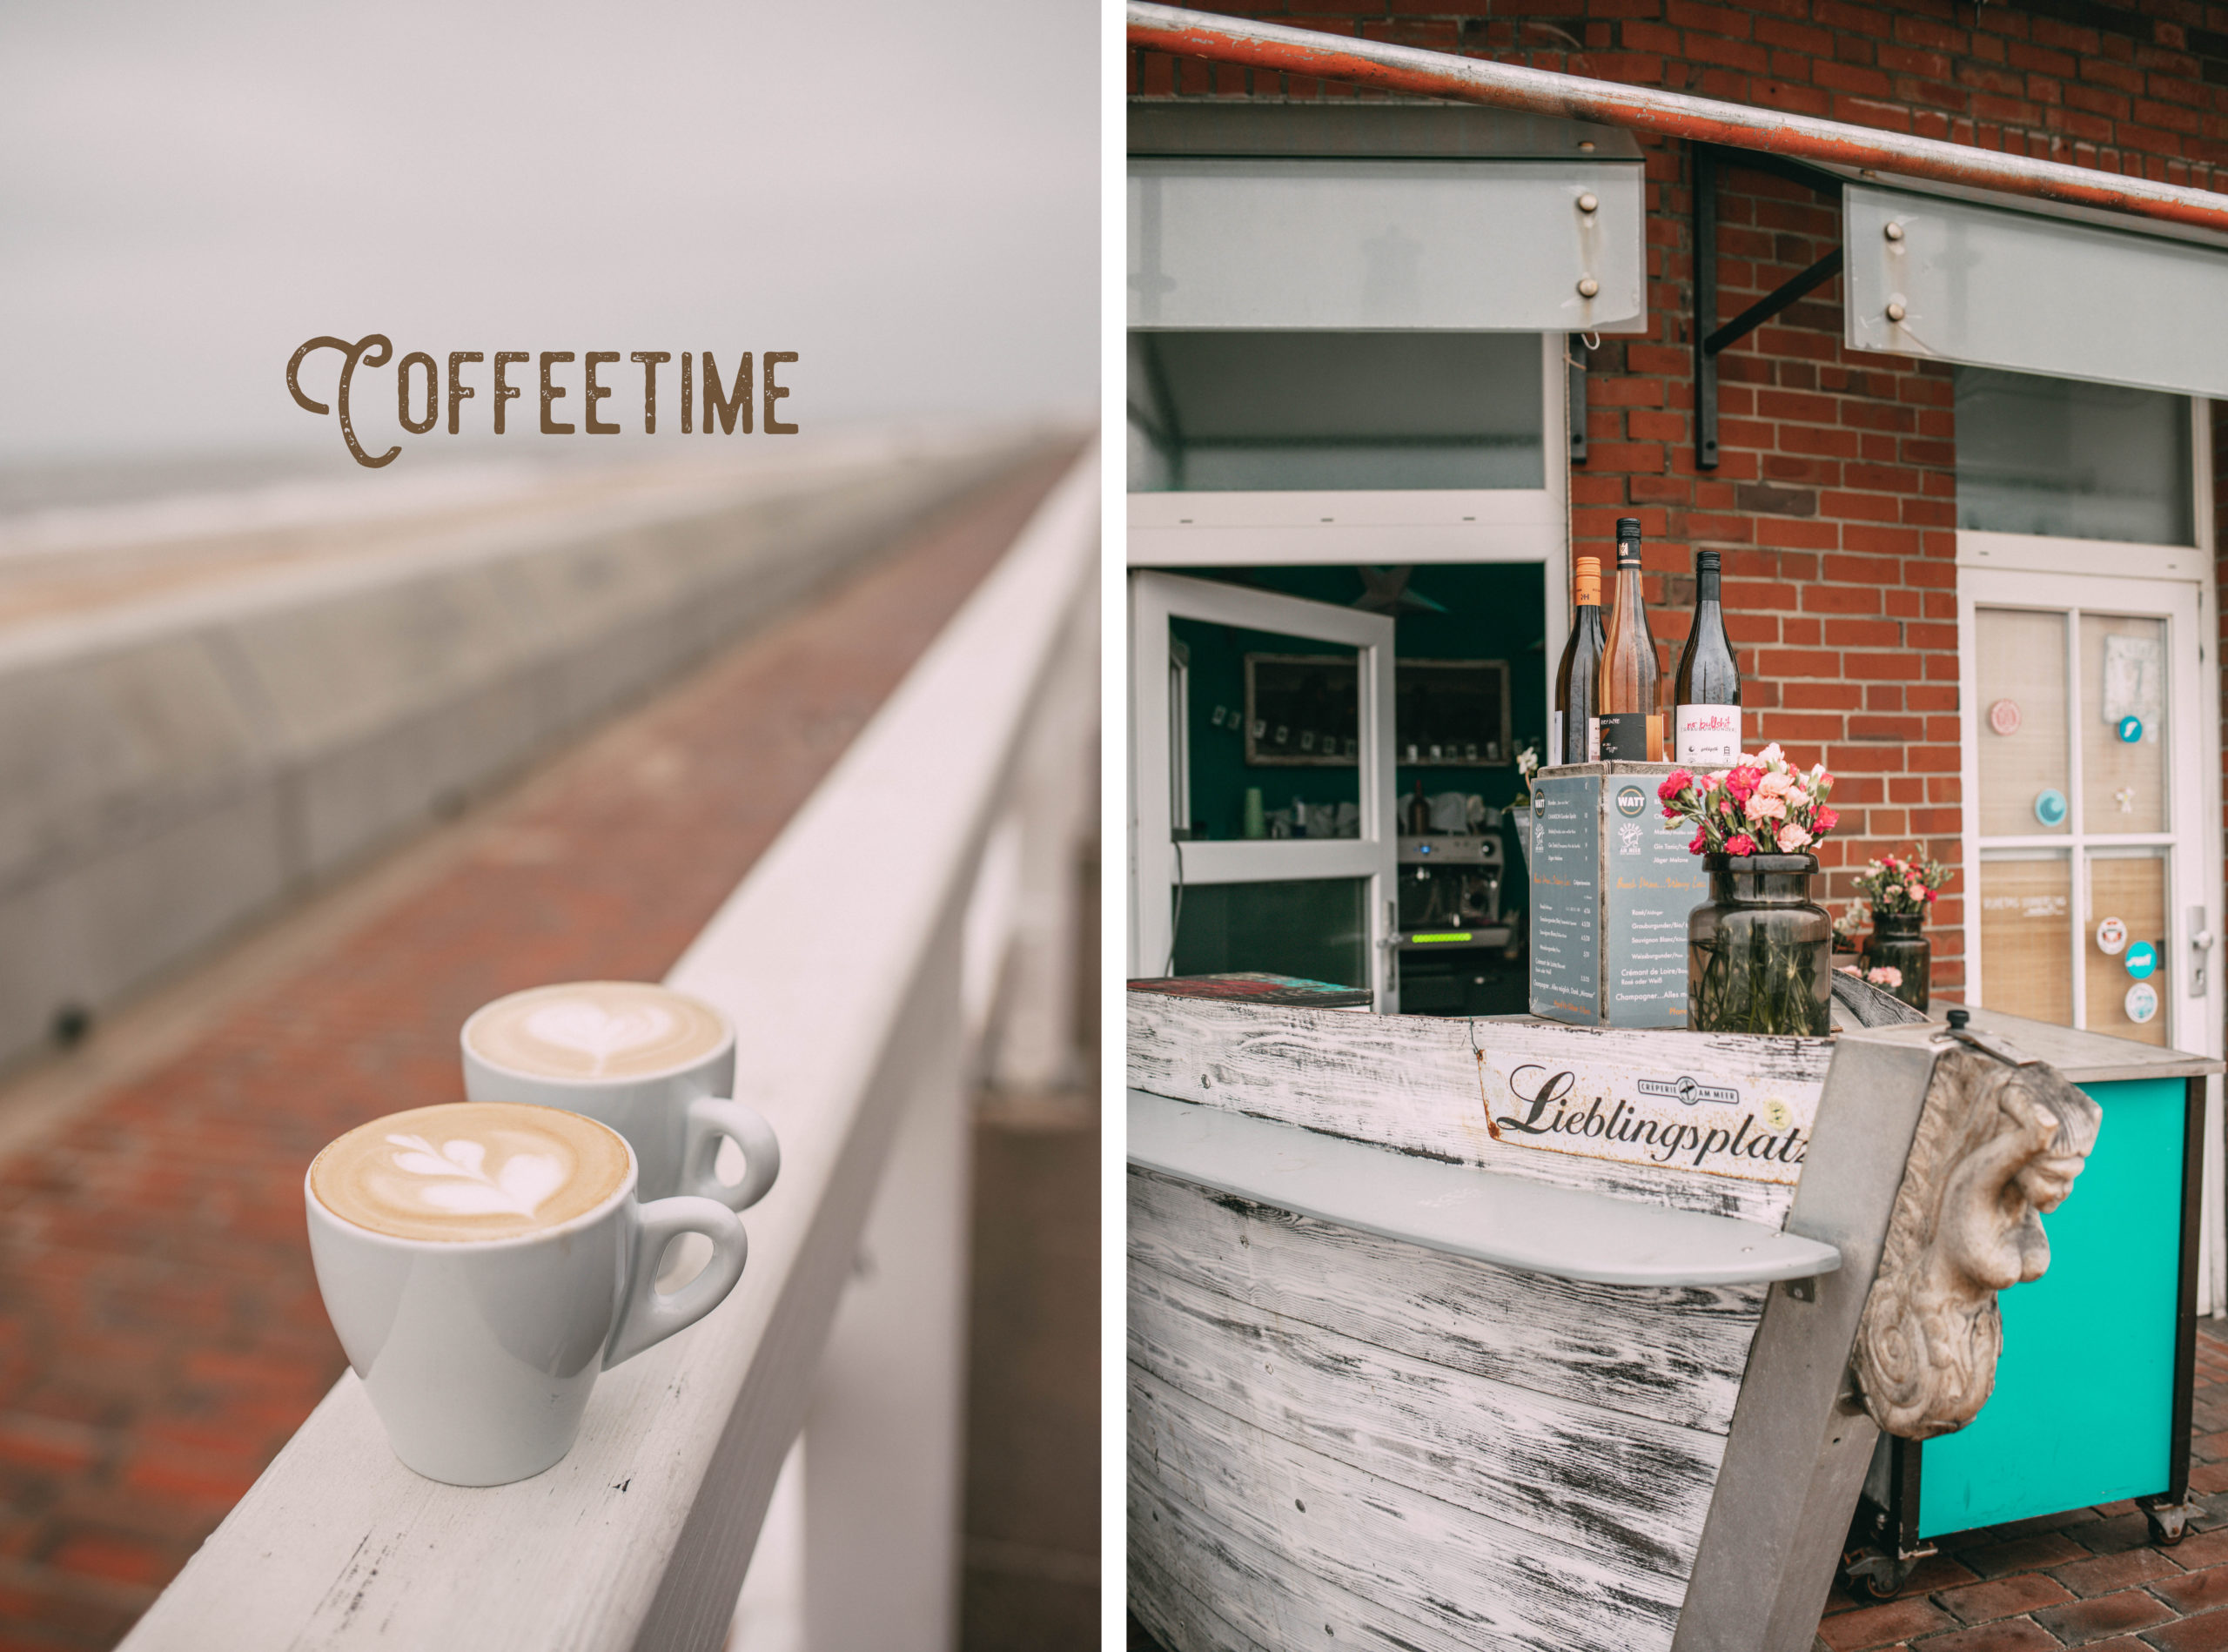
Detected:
[1128,572,1399,1009]
[1126,330,1570,707]
[1124,331,1571,1014]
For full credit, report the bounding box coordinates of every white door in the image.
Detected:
[1960,567,2220,1055]
[1129,572,1399,1009]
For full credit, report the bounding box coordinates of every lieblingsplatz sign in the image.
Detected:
[1479,1042,1823,1184]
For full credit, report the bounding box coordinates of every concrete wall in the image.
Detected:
[0,434,1041,1068]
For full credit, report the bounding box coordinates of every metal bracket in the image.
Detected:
[1568,334,1590,465]
[1692,144,1846,471]
[1942,1008,2040,1069]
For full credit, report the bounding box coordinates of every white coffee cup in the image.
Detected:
[306,1102,747,1486]
[460,981,779,1212]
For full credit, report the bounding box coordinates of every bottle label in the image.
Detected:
[1597,712,1656,762]
[1674,704,1742,767]
[1586,717,1600,762]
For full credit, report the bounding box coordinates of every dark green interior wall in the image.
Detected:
[1169,614,1364,833]
[1171,561,1548,913]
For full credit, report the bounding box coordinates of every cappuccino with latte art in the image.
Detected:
[305,1098,748,1485]
[464,981,729,1080]
[312,1101,629,1242]
[460,979,776,1213]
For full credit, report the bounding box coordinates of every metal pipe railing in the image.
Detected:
[1128,3,2228,237]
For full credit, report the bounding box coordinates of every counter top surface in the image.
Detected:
[1928,1004,2222,1084]
[1469,1004,2224,1085]
[1128,1088,1844,1286]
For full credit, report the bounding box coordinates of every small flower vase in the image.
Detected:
[1863,911,1931,1012]
[1688,854,1833,1037]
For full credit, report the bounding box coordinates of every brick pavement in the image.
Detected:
[0,443,1076,1651]
[1819,1320,2228,1652]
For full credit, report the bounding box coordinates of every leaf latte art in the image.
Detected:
[312,1102,629,1241]
[465,982,728,1079]
[384,1132,566,1218]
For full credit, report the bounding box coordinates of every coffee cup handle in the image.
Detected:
[604,1197,748,1369]
[681,1098,782,1212]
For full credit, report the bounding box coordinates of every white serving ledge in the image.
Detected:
[1129,1088,1842,1287]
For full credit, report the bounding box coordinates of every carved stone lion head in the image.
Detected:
[1854,1046,2102,1440]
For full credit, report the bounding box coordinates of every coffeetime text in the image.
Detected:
[287,333,799,468]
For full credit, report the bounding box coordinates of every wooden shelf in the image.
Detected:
[1129,1089,1843,1287]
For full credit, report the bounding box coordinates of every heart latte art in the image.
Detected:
[312,1102,630,1241]
[464,982,728,1079]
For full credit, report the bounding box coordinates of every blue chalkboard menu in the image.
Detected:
[1528,774,1601,1022]
[1528,766,1710,1029]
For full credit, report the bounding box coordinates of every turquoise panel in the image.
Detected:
[1917,1075,2185,1538]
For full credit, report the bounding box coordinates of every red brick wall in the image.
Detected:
[1134,0,2228,1001]
[1580,159,1964,983]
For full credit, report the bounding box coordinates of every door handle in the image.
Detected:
[2191,906,2215,997]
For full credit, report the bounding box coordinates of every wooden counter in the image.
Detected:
[1127,983,2216,1652]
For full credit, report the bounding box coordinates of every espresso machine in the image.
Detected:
[1393,833,1510,1015]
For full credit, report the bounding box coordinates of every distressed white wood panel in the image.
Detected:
[1127,1168,1766,1432]
[1126,1542,1265,1652]
[1131,1466,1459,1652]
[1131,1260,1724,1581]
[1131,1367,1685,1652]
[1128,993,1832,1225]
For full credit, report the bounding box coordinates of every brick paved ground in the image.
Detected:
[1817,1319,2228,1652]
[0,444,1077,1650]
[1126,1320,2228,1652]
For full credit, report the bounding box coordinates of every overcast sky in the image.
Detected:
[0,1,1097,464]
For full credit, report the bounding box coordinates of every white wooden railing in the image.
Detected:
[117,443,1100,1652]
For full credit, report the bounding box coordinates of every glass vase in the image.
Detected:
[1688,854,1833,1037]
[1862,911,1931,1012]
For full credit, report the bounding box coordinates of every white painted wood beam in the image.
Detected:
[1130,1091,1838,1286]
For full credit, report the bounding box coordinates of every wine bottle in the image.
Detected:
[1594,518,1661,762]
[1553,556,1606,766]
[1674,548,1742,765]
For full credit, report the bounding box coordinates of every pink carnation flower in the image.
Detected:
[1744,793,1787,823]
[1724,832,1758,856]
[1657,770,1694,803]
[1814,806,1838,834]
[1777,822,1813,852]
[1726,766,1763,802]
